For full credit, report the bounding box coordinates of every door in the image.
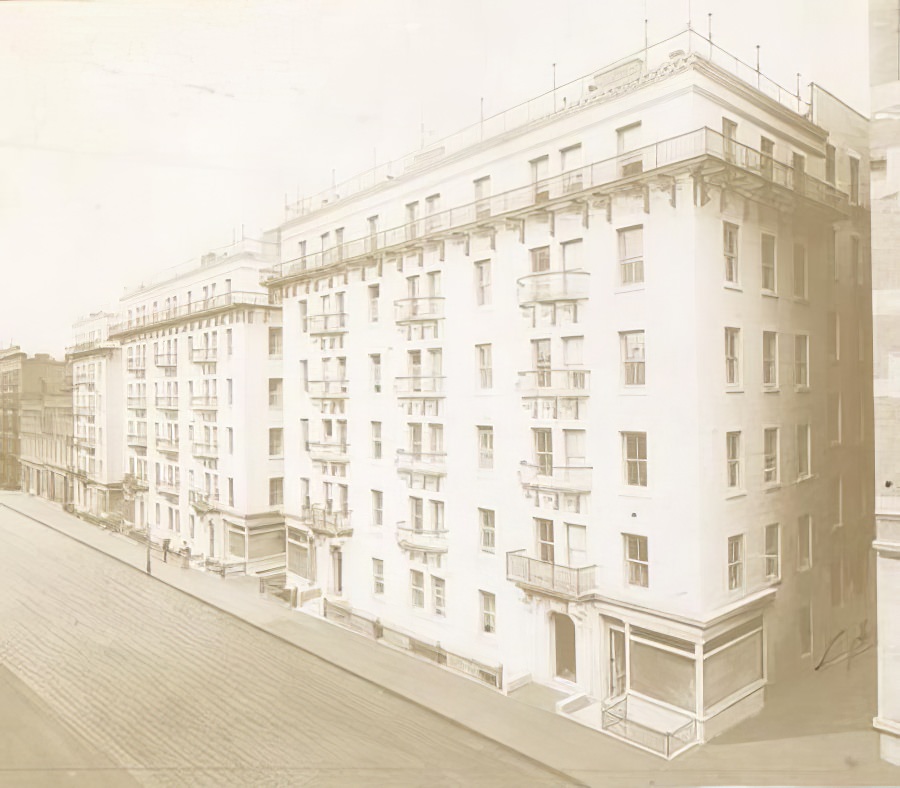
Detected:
[208,522,215,558]
[531,156,550,203]
[608,627,626,698]
[534,429,553,475]
[554,613,577,682]
[722,118,737,163]
[333,549,343,595]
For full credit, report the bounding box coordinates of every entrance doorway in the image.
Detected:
[553,613,577,682]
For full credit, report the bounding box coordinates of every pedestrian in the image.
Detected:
[182,541,191,569]
[162,538,170,563]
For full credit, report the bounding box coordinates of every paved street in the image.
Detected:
[0,503,571,787]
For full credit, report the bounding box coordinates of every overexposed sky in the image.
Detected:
[0,0,868,356]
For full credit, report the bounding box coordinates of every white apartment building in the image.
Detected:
[871,0,900,766]
[108,237,286,572]
[66,312,125,523]
[263,31,873,757]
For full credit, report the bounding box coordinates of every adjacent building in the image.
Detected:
[261,30,873,756]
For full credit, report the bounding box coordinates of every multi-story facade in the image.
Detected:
[66,312,125,524]
[263,31,873,756]
[871,0,900,766]
[19,369,73,505]
[108,237,286,571]
[0,347,68,491]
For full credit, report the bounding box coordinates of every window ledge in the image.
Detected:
[796,473,815,484]
[620,487,652,498]
[725,490,747,500]
[619,387,648,396]
[723,283,743,292]
[761,290,779,299]
[614,285,646,295]
[792,297,809,305]
[763,386,781,394]
[763,483,782,492]
[794,385,810,394]
[725,386,744,394]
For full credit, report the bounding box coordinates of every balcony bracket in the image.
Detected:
[692,169,710,206]
[582,200,590,229]
[590,195,613,223]
[505,217,526,244]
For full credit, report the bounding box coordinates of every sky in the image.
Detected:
[0,0,869,357]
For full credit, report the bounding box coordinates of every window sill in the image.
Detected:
[723,283,743,292]
[619,387,647,396]
[725,386,744,394]
[763,482,782,492]
[794,385,810,394]
[614,284,646,295]
[620,487,652,498]
[796,473,814,484]
[761,290,779,299]
[725,490,747,500]
[763,386,780,394]
[792,297,809,305]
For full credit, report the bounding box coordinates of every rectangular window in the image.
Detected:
[724,222,739,284]
[410,570,425,608]
[226,329,233,356]
[475,260,492,305]
[760,136,775,179]
[269,428,283,457]
[227,378,233,405]
[370,354,381,393]
[617,122,643,175]
[725,327,741,386]
[373,559,384,594]
[618,225,644,285]
[624,534,649,587]
[432,576,446,616]
[368,284,379,322]
[476,344,493,389]
[849,156,860,204]
[530,246,550,273]
[761,233,776,292]
[728,535,744,591]
[561,238,583,270]
[372,490,383,527]
[480,590,496,633]
[567,524,587,567]
[533,428,553,475]
[797,423,811,478]
[268,327,283,357]
[564,429,586,465]
[622,432,648,487]
[798,514,812,570]
[763,427,779,484]
[560,144,583,191]
[852,235,863,285]
[268,378,283,407]
[795,335,809,387]
[299,300,308,332]
[474,176,491,218]
[825,143,836,185]
[531,155,550,201]
[829,312,840,361]
[763,331,778,388]
[726,431,742,489]
[269,477,284,507]
[828,393,842,445]
[765,524,781,580]
[477,426,494,469]
[479,508,495,553]
[536,518,554,563]
[371,421,382,459]
[620,331,645,385]
[793,243,807,299]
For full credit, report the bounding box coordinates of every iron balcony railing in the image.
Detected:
[189,487,219,506]
[154,353,177,368]
[394,376,445,396]
[305,313,348,334]
[600,696,698,759]
[156,437,179,453]
[110,291,273,337]
[396,521,449,553]
[126,359,146,371]
[124,473,149,490]
[264,126,847,286]
[394,297,445,323]
[190,347,218,363]
[191,442,218,459]
[191,395,218,409]
[157,480,181,497]
[66,338,117,355]
[506,550,597,599]
[396,449,447,474]
[126,433,148,448]
[307,379,349,398]
[127,396,147,409]
[517,270,591,304]
[155,396,179,410]
[73,404,95,417]
[518,369,590,396]
[300,505,352,536]
[307,441,350,461]
[519,462,592,492]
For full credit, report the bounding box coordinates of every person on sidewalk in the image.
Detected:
[162,538,170,563]
[182,541,191,569]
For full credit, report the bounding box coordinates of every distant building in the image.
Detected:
[262,30,873,757]
[870,0,900,767]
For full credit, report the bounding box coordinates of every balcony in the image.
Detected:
[396,449,447,475]
[517,270,590,305]
[305,313,348,335]
[307,379,349,398]
[396,522,449,553]
[156,437,179,454]
[155,396,179,410]
[190,347,218,363]
[394,376,445,397]
[307,441,349,462]
[519,463,592,493]
[394,297,445,324]
[192,442,218,459]
[191,395,218,410]
[154,353,178,368]
[126,360,146,373]
[157,480,181,498]
[123,473,149,491]
[126,433,148,449]
[506,550,597,599]
[73,404,95,417]
[189,487,219,513]
[127,396,147,410]
[600,696,697,759]
[300,505,352,537]
[518,369,590,398]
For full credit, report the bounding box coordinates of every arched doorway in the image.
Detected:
[553,613,577,682]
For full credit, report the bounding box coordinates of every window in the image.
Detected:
[828,393,841,445]
[531,155,550,201]
[622,432,647,487]
[567,524,587,567]
[829,312,840,361]
[372,490,383,527]
[530,246,550,273]
[722,118,738,161]
[227,478,234,508]
[268,378,283,407]
[798,514,812,570]
[432,576,446,616]
[726,431,742,489]
[370,354,382,393]
[299,300,308,332]
[833,476,844,527]
[425,193,441,230]
[226,328,233,355]
[825,143,836,185]
[793,243,807,299]
[763,427,779,484]
[763,331,778,388]
[760,136,774,179]
[479,508,495,552]
[373,559,384,594]
[761,233,776,292]
[727,535,744,591]
[477,426,494,469]
[624,534,649,587]
[269,428,283,457]
[269,477,284,507]
[852,235,863,285]
[618,225,644,285]
[617,122,642,175]
[564,429,585,465]
[724,222,739,284]
[371,421,382,459]
[725,327,741,386]
[561,144,583,191]
[480,591,496,633]
[795,335,809,387]
[536,518,554,563]
[476,344,492,389]
[227,378,233,405]
[849,156,860,204]
[410,570,425,608]
[368,285,379,322]
[561,239,583,270]
[406,201,420,238]
[765,524,781,580]
[534,428,553,475]
[268,327,283,357]
[474,176,491,218]
[620,331,645,385]
[797,424,811,478]
[475,260,492,305]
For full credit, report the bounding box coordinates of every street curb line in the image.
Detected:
[0,501,586,788]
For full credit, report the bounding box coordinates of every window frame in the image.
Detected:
[623,533,649,587]
[727,534,744,591]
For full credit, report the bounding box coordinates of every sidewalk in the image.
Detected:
[2,491,900,787]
